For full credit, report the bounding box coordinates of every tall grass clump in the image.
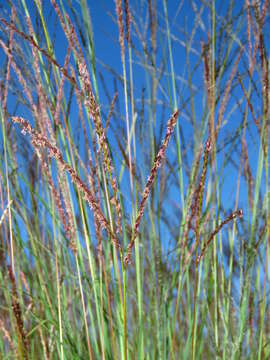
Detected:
[0,0,269,359]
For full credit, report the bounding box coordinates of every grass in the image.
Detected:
[0,0,269,359]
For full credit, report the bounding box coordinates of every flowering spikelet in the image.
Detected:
[124,110,179,266]
[202,42,210,101]
[115,0,125,60]
[124,0,131,45]
[196,209,243,264]
[12,116,120,249]
[0,38,37,116]
[194,138,211,244]
[78,62,123,234]
[148,0,157,54]
[2,7,123,237]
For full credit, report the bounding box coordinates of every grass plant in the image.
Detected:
[0,0,269,359]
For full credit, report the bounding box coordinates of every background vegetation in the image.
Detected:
[0,0,269,359]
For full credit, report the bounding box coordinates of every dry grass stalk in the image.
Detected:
[58,172,77,254]
[216,50,242,138]
[54,45,72,127]
[237,73,261,130]
[29,147,76,252]
[0,319,13,351]
[258,33,269,160]
[242,139,254,210]
[1,7,15,121]
[0,17,76,86]
[8,265,29,359]
[104,92,118,142]
[0,200,13,228]
[245,0,252,72]
[0,38,37,117]
[181,143,204,249]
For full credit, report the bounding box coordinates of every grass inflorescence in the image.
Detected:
[0,1,269,359]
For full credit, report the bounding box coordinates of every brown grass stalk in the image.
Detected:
[0,17,76,87]
[1,7,15,121]
[8,265,29,359]
[242,139,254,210]
[181,143,204,250]
[237,72,261,131]
[0,38,38,118]
[216,50,242,139]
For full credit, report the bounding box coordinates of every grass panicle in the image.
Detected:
[0,1,269,359]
